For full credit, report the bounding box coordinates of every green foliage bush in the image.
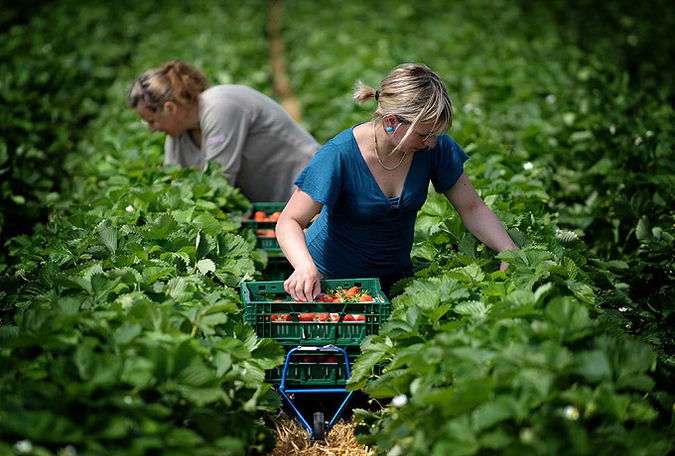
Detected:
[1,0,674,454]
[0,1,159,272]
[350,239,673,455]
[0,158,281,454]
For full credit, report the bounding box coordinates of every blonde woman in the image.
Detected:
[127,60,320,202]
[276,63,518,300]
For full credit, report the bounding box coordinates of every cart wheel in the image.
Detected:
[312,411,325,440]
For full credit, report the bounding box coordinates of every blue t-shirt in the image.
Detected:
[295,125,469,280]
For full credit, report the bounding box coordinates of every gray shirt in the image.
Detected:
[165,85,320,202]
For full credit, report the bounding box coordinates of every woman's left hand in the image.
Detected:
[284,267,322,302]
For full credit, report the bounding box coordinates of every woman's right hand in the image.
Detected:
[284,267,322,302]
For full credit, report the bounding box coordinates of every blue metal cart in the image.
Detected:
[277,345,355,440]
[240,278,391,440]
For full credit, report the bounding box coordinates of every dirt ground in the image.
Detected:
[267,411,370,456]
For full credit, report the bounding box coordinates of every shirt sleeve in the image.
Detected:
[430,135,470,194]
[199,99,251,185]
[164,136,178,165]
[294,140,346,212]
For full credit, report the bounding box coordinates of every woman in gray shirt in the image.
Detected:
[127,60,320,202]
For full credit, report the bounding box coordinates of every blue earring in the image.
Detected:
[385,126,394,133]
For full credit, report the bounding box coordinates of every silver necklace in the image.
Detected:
[372,121,406,171]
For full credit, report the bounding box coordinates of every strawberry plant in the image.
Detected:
[0,158,284,453]
[349,253,672,455]
[0,0,159,272]
[0,13,284,442]
[2,0,674,453]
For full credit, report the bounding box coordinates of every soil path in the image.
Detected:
[264,6,371,453]
[267,0,303,123]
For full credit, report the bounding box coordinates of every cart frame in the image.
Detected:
[277,345,355,440]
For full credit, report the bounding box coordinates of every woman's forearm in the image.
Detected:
[446,172,518,255]
[276,215,318,272]
[462,202,518,253]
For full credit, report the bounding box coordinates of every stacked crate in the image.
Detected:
[241,203,294,280]
[240,278,391,386]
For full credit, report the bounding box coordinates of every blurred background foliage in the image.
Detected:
[1,0,673,453]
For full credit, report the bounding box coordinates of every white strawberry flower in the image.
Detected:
[564,405,580,420]
[391,394,408,408]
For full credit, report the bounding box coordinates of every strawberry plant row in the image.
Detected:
[1,0,674,454]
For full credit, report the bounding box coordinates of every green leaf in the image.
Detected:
[195,312,231,336]
[453,300,489,317]
[53,275,93,294]
[565,279,595,304]
[419,376,494,417]
[145,213,179,240]
[196,258,216,275]
[113,322,143,346]
[166,276,189,299]
[74,340,97,381]
[95,219,118,254]
[472,396,518,431]
[172,206,197,223]
[412,243,438,262]
[348,350,389,390]
[612,338,656,377]
[409,290,442,311]
[192,213,223,231]
[575,349,612,383]
[1,409,85,443]
[491,289,537,318]
[433,416,479,456]
[177,385,225,407]
[514,367,554,399]
[212,351,233,377]
[635,216,652,243]
[49,245,75,266]
[233,322,260,350]
[142,265,175,284]
[248,338,285,370]
[172,339,202,375]
[364,369,411,398]
[120,356,155,387]
[215,337,252,359]
[168,250,193,269]
[545,297,592,333]
[176,362,217,387]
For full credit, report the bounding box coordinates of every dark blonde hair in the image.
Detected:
[126,60,210,112]
[353,63,453,153]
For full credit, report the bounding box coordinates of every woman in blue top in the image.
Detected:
[277,63,518,301]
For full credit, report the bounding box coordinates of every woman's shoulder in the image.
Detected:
[416,134,468,170]
[435,133,459,148]
[308,126,359,164]
[317,126,359,154]
[201,84,261,99]
[429,134,465,155]
[331,125,360,143]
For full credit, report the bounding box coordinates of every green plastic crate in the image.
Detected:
[261,257,294,281]
[257,233,282,253]
[241,202,285,252]
[241,202,286,230]
[266,348,358,386]
[241,202,317,254]
[265,346,386,386]
[240,278,391,347]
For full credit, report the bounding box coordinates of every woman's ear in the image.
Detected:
[162,101,178,114]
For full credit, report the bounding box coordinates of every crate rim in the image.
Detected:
[241,277,390,304]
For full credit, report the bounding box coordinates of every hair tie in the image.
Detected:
[375,90,380,101]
